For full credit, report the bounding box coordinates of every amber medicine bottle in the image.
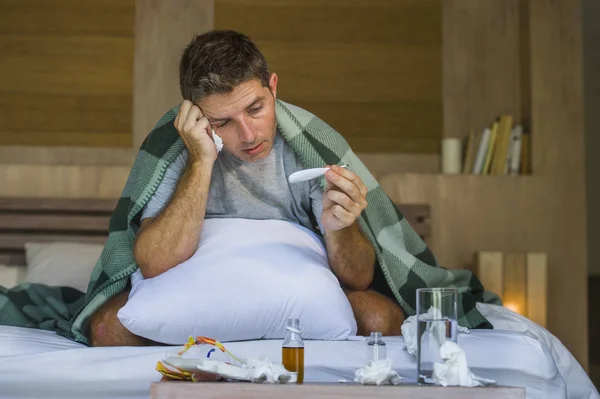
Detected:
[282,318,304,383]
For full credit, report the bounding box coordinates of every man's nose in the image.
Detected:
[238,118,256,143]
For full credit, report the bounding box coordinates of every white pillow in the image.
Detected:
[118,218,358,344]
[24,242,104,292]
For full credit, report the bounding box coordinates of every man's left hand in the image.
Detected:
[321,165,368,232]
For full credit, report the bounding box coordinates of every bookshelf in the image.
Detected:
[399,0,588,370]
[455,116,531,176]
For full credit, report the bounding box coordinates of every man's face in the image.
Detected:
[198,74,278,163]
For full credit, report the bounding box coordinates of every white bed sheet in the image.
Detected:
[476,303,599,399]
[0,324,570,399]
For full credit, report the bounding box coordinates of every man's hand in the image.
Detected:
[321,164,368,232]
[174,100,218,164]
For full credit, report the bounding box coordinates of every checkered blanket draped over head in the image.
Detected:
[0,100,501,345]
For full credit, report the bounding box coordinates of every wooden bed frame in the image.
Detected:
[0,197,431,266]
[0,197,116,266]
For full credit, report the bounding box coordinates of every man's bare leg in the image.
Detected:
[345,289,406,336]
[89,290,156,347]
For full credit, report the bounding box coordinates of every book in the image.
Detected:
[464,115,529,176]
[482,122,499,175]
[491,115,514,175]
[506,125,523,175]
[473,128,491,174]
[462,130,481,174]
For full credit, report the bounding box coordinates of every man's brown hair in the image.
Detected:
[179,30,271,103]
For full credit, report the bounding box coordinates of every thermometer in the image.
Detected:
[288,165,348,184]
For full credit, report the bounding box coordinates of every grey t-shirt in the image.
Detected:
[142,131,325,235]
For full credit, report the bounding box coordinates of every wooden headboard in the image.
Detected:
[0,197,431,266]
[0,198,116,265]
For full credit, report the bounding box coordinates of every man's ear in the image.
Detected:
[268,73,278,99]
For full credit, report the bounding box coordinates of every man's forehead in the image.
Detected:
[201,91,265,120]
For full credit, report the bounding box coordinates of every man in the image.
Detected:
[89,30,406,346]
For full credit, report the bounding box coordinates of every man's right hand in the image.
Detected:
[174,100,218,165]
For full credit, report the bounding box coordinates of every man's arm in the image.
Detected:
[134,160,213,278]
[134,100,219,278]
[320,165,375,291]
[324,222,375,291]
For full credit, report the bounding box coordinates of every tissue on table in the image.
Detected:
[354,359,403,386]
[432,341,496,387]
[401,306,470,356]
[245,356,293,384]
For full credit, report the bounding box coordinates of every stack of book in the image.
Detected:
[461,115,531,175]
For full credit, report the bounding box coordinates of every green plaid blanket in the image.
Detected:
[0,100,500,345]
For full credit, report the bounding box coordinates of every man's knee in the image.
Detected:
[89,290,152,347]
[346,289,405,336]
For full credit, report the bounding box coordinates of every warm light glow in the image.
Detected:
[504,301,524,315]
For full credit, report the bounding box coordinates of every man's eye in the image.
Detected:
[249,106,263,114]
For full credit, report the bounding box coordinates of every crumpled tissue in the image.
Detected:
[354,358,403,386]
[212,129,224,152]
[245,357,293,384]
[432,341,496,387]
[400,306,470,356]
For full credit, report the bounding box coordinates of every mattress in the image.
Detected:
[0,325,566,399]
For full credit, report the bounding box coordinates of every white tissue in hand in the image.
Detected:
[245,357,292,384]
[432,341,496,387]
[212,129,224,152]
[401,306,470,356]
[354,359,403,386]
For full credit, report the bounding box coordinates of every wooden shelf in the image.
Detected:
[379,172,547,269]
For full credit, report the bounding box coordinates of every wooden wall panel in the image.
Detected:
[443,0,523,138]
[0,133,131,148]
[0,0,135,148]
[0,165,130,199]
[216,0,440,46]
[132,0,215,148]
[0,36,132,96]
[0,0,134,36]
[297,102,441,153]
[0,147,135,166]
[583,0,600,281]
[0,93,132,147]
[215,0,442,154]
[528,0,588,368]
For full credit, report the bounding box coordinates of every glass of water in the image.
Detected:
[416,288,458,384]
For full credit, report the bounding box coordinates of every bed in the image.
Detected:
[0,197,597,399]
